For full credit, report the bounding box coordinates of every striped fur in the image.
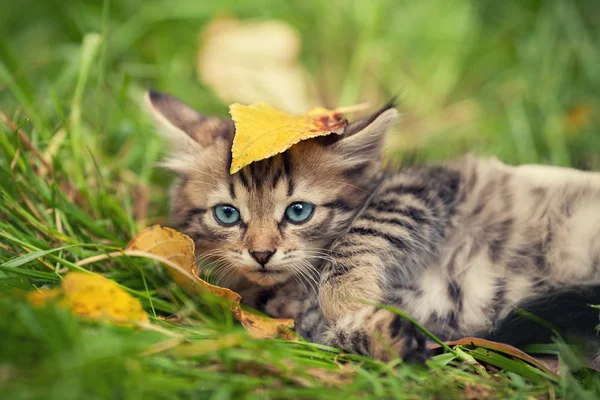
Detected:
[147,90,600,361]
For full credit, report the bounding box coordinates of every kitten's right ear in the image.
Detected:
[330,101,399,166]
[144,90,233,149]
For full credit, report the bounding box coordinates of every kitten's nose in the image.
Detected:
[250,250,275,266]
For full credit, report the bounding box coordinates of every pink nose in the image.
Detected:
[250,250,275,266]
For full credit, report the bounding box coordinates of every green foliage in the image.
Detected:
[1,0,599,398]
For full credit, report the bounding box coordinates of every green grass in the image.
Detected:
[1,0,600,398]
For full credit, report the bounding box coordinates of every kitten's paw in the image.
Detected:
[319,278,383,321]
[371,312,428,363]
[322,308,428,363]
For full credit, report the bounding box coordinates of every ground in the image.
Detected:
[1,0,600,398]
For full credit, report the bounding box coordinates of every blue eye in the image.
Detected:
[285,202,315,224]
[213,204,241,226]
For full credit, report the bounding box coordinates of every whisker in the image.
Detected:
[292,260,320,298]
[287,263,313,298]
[219,263,240,288]
[296,260,322,307]
[206,259,232,284]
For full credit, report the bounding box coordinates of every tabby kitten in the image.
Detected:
[146,90,600,361]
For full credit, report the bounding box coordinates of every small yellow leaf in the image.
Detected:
[126,225,295,339]
[28,272,148,325]
[229,103,347,174]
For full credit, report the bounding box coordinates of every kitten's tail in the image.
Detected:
[487,284,600,349]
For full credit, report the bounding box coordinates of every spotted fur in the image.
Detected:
[146,90,600,361]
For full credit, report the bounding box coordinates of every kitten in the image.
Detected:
[146,90,600,361]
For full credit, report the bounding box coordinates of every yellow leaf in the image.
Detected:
[126,225,296,339]
[28,272,148,325]
[229,103,347,174]
[126,225,240,304]
[28,288,60,306]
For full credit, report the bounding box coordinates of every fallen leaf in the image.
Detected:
[235,308,296,340]
[198,17,319,114]
[125,225,240,304]
[124,225,296,339]
[27,288,60,306]
[28,272,148,325]
[428,337,557,377]
[229,103,347,174]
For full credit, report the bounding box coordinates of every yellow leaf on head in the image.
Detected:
[229,103,347,174]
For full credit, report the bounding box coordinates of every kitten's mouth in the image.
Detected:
[251,269,284,275]
[245,268,289,285]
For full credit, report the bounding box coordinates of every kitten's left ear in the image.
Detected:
[333,102,399,162]
[144,90,233,149]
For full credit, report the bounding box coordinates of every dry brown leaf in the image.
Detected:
[28,272,149,325]
[235,308,296,340]
[428,336,558,377]
[125,225,295,340]
[229,103,349,174]
[198,17,319,114]
[126,225,240,303]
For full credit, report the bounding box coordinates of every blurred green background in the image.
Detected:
[2,0,599,176]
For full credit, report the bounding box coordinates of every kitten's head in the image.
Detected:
[146,90,398,286]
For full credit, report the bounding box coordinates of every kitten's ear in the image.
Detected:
[144,90,233,148]
[333,102,399,162]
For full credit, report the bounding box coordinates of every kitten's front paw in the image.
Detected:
[322,308,428,363]
[319,277,384,321]
[372,312,428,363]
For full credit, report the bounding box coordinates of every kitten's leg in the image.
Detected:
[320,306,428,362]
[249,280,308,320]
[318,220,423,321]
[294,296,330,343]
[318,166,460,322]
[318,246,388,321]
[317,216,400,322]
